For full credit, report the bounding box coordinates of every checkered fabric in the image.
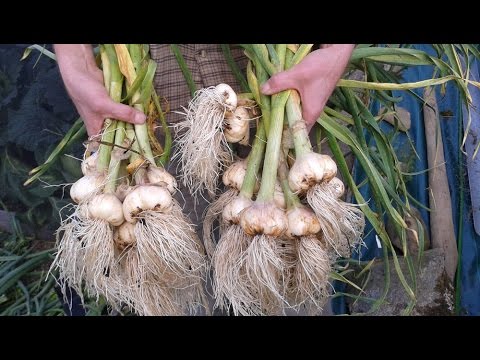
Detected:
[149,44,248,124]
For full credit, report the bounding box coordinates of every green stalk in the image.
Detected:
[125,123,145,184]
[256,91,290,201]
[251,58,272,137]
[125,123,138,161]
[323,106,355,126]
[221,44,249,92]
[254,44,312,201]
[132,108,155,165]
[276,44,287,70]
[246,61,260,102]
[104,121,126,193]
[239,121,266,199]
[171,44,197,97]
[315,123,322,154]
[125,123,136,155]
[100,45,111,94]
[129,43,142,71]
[326,131,393,314]
[28,118,84,175]
[285,47,295,70]
[101,44,126,193]
[266,44,280,69]
[321,112,406,228]
[152,91,172,166]
[97,46,120,172]
[343,88,369,152]
[251,44,276,76]
[284,46,314,157]
[24,119,86,186]
[323,113,415,311]
[119,44,156,165]
[285,90,312,157]
[121,62,149,103]
[237,93,254,101]
[291,44,314,66]
[0,252,50,295]
[366,61,401,104]
[278,148,301,210]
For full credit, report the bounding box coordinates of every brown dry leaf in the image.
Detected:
[113,44,136,86]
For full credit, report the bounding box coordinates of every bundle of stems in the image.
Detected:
[205,44,480,315]
[205,45,350,314]
[50,44,208,316]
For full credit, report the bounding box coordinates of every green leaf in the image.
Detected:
[221,44,249,92]
[170,44,197,97]
[329,271,363,292]
[338,75,458,91]
[351,47,433,65]
[22,45,56,61]
[20,48,32,61]
[120,61,149,102]
[321,113,407,228]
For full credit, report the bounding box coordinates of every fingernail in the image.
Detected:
[260,82,271,94]
[135,113,146,124]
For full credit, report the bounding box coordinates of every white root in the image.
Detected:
[294,235,331,314]
[211,225,259,316]
[50,213,86,305]
[306,182,365,257]
[173,279,211,316]
[121,250,202,316]
[135,280,182,316]
[202,188,239,260]
[67,182,207,316]
[133,200,207,287]
[244,234,288,315]
[277,236,299,308]
[113,248,180,316]
[51,203,119,307]
[109,200,209,316]
[173,85,237,201]
[79,219,116,299]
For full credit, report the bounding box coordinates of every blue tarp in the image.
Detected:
[333,45,480,315]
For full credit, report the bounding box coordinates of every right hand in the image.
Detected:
[260,44,355,132]
[54,44,146,137]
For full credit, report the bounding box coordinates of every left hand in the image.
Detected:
[260,44,355,131]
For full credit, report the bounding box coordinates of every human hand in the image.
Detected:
[260,44,354,131]
[54,44,146,137]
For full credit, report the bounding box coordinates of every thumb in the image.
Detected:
[101,99,146,125]
[260,69,299,95]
